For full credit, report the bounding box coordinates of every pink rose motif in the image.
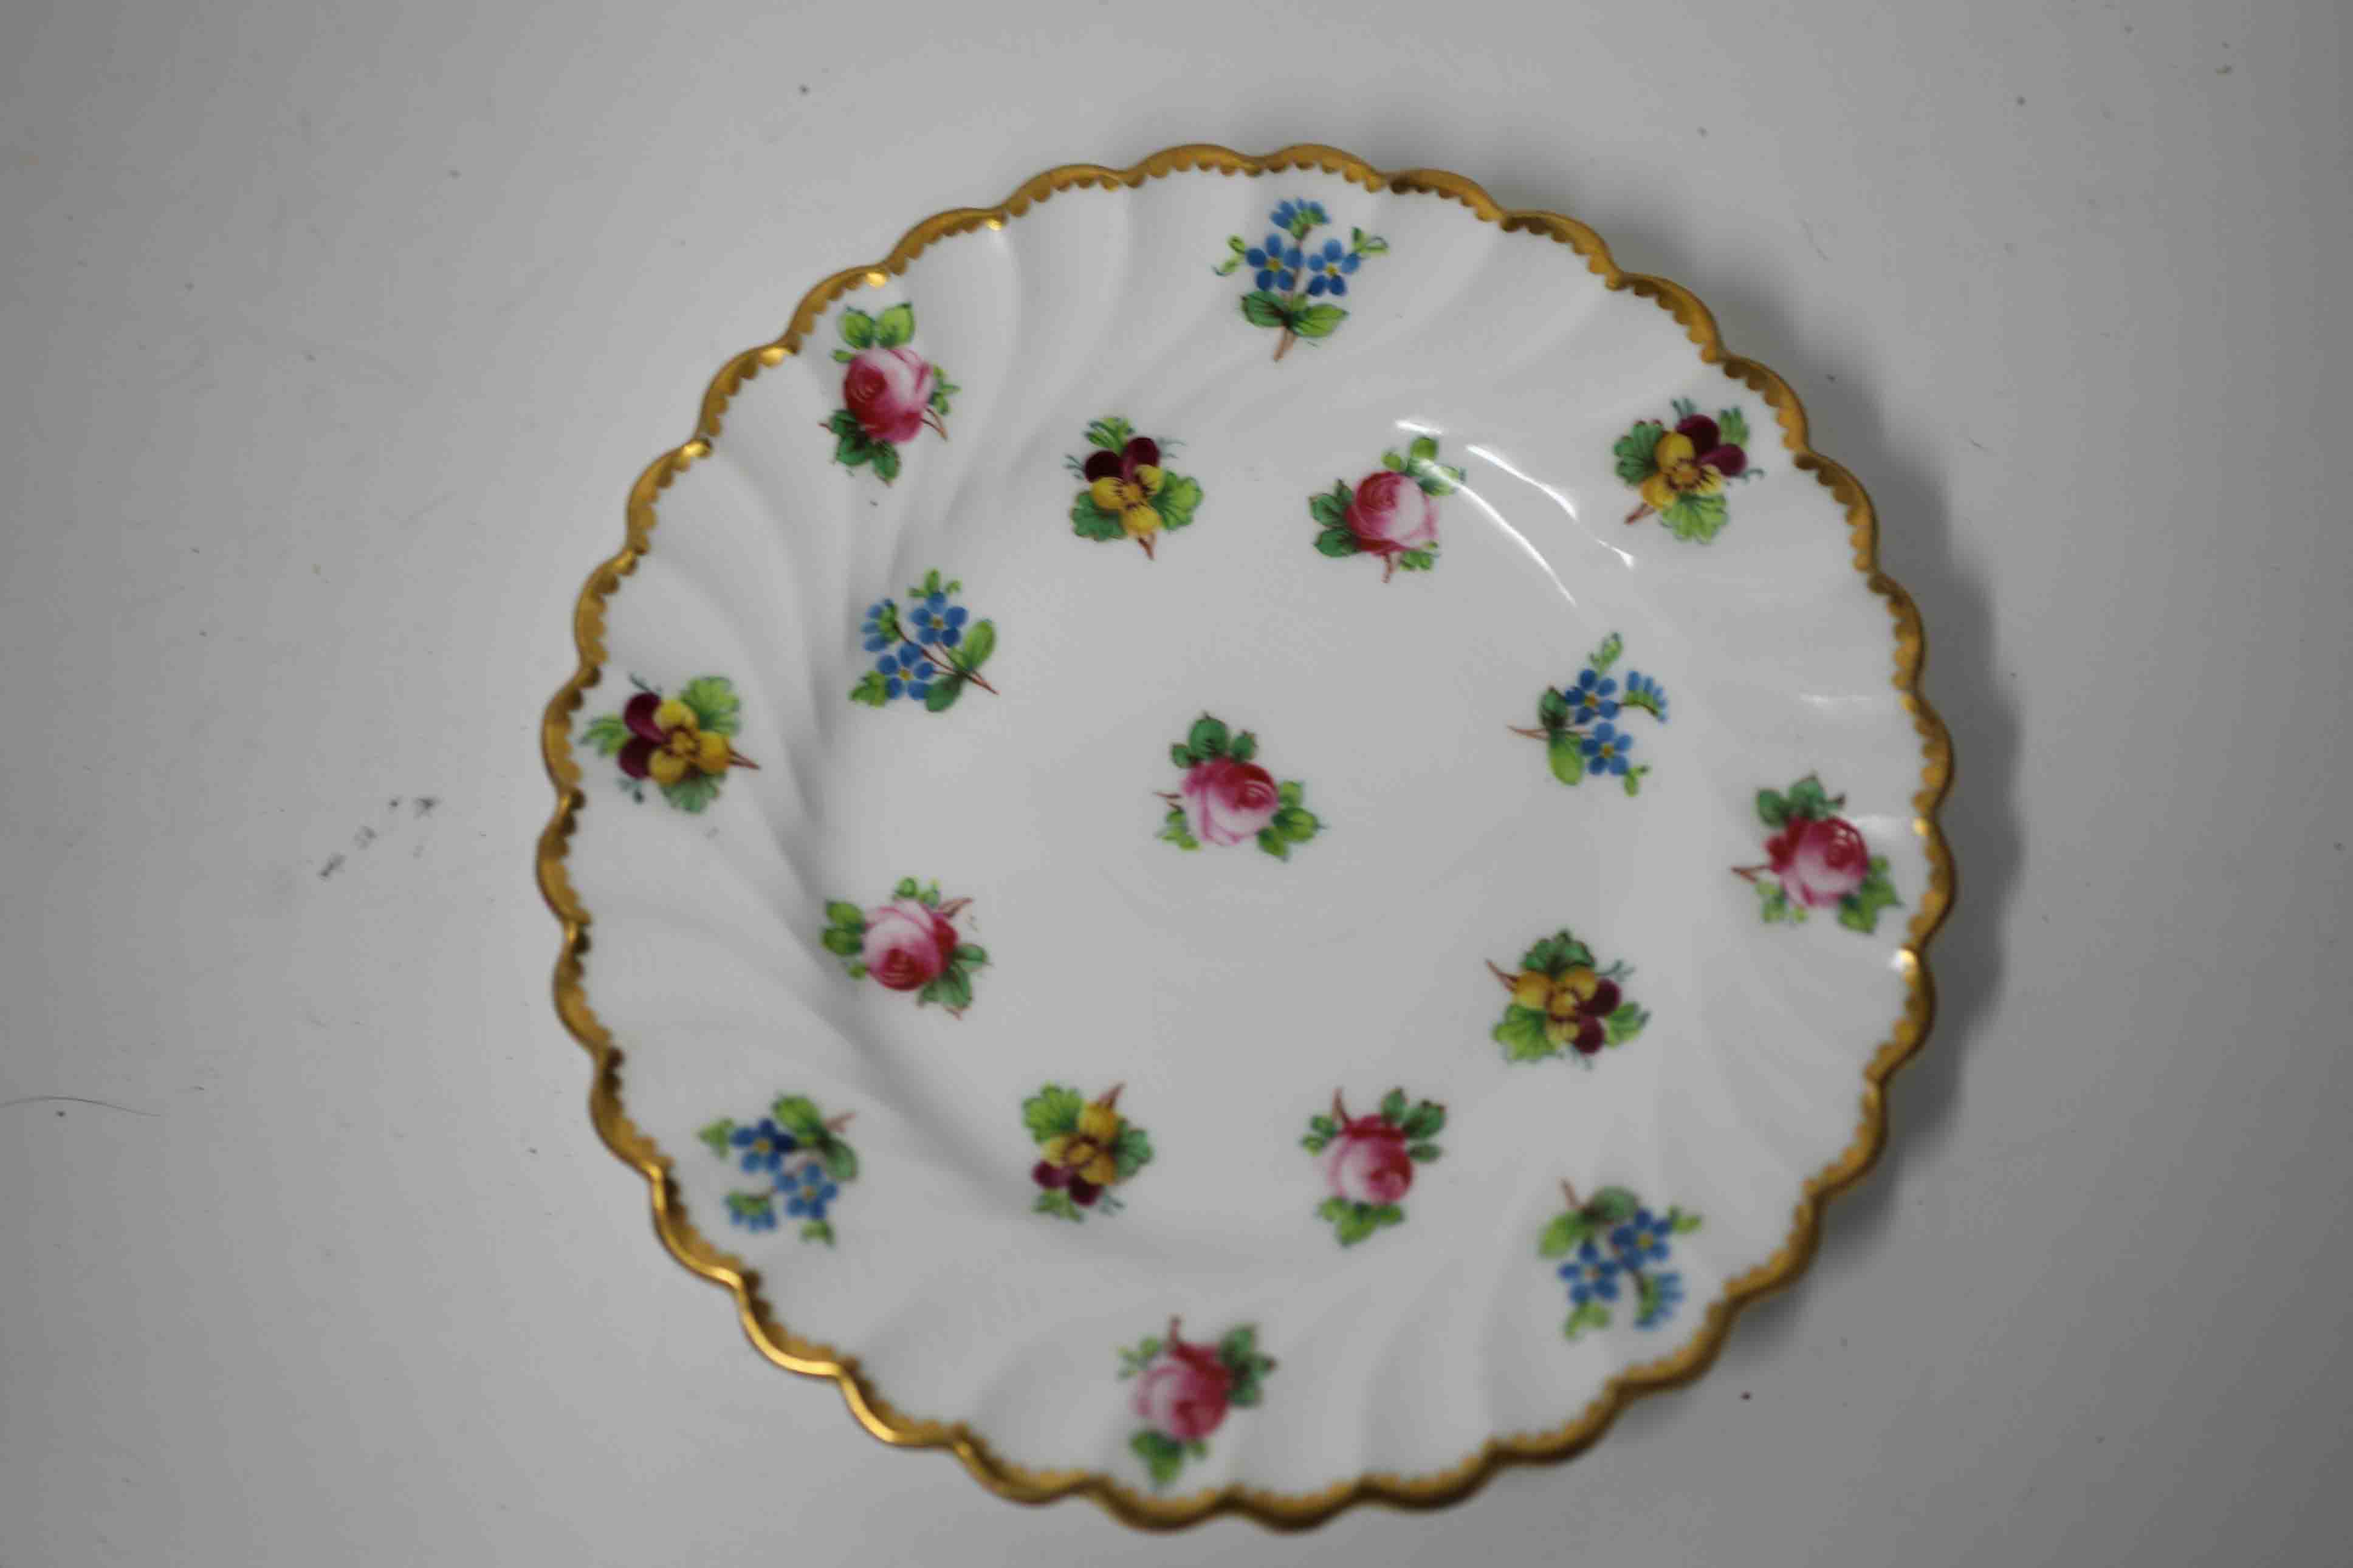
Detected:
[1131,1337,1232,1443]
[1180,756,1280,847]
[1344,469,1438,556]
[841,347,936,444]
[860,899,958,991]
[1326,1115,1414,1207]
[1766,816,1870,908]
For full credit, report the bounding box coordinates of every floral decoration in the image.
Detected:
[1615,397,1763,541]
[1156,714,1322,859]
[819,878,988,1015]
[1212,197,1389,360]
[1065,417,1203,558]
[579,675,756,812]
[1539,1180,1702,1339]
[1510,632,1669,795]
[1299,1087,1444,1246]
[1308,434,1462,580]
[1022,1083,1153,1221]
[1117,1318,1276,1488]
[1734,774,1903,931]
[1487,929,1649,1064]
[848,569,999,712]
[696,1094,860,1245]
[822,301,958,482]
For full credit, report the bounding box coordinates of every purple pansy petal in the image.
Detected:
[1674,413,1720,451]
[1702,443,1747,477]
[623,691,668,742]
[617,737,654,779]
[1082,448,1123,482]
[1123,436,1159,472]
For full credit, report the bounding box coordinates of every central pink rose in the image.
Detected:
[1327,1116,1414,1206]
[1767,816,1870,908]
[1344,469,1438,555]
[860,899,958,991]
[1132,1340,1232,1442]
[841,347,936,444]
[1180,756,1280,847]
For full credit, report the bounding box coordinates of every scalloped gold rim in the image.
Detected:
[533,142,1955,1531]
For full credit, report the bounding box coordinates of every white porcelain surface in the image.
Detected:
[15,1,2353,1561]
[555,164,1937,1503]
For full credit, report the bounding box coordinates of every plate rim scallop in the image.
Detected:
[533,140,1956,1532]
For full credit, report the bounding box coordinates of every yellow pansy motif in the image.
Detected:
[1024,1083,1154,1221]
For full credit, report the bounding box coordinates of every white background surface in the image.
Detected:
[1,0,2346,1562]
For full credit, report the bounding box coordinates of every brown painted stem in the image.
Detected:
[825,1111,856,1132]
[1730,865,1768,884]
[1624,504,1652,525]
[1331,1087,1348,1124]
[1273,329,1296,361]
[1561,1180,1582,1211]
[898,632,997,696]
[1099,1083,1123,1112]
[935,897,971,919]
[1486,959,1520,992]
[1507,725,1550,739]
[727,749,760,771]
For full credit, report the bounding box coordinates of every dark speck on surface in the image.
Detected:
[4,1095,159,1118]
[318,853,345,879]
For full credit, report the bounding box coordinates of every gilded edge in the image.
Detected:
[532,142,1957,1531]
